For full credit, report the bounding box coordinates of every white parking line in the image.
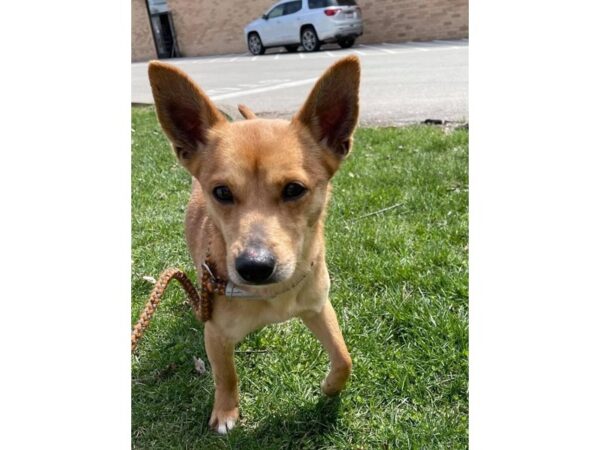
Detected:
[205,54,236,63]
[157,40,466,68]
[359,44,395,54]
[210,78,317,101]
[399,42,429,51]
[377,43,418,52]
[258,79,289,84]
[207,87,242,95]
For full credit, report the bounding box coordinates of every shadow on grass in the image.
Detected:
[239,395,342,448]
[132,297,343,448]
[133,332,343,446]
[131,310,216,440]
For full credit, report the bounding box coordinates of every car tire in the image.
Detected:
[285,45,299,53]
[301,26,321,52]
[248,33,265,55]
[338,38,355,49]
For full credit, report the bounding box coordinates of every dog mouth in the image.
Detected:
[228,264,294,288]
[225,264,306,301]
[231,269,279,287]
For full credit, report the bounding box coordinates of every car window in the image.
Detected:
[308,0,356,8]
[284,1,302,15]
[267,4,285,19]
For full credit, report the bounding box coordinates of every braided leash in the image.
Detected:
[131,226,315,353]
[131,267,225,353]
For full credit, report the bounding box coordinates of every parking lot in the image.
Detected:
[132,39,468,126]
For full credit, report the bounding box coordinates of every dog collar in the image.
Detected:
[197,223,317,321]
[201,261,314,300]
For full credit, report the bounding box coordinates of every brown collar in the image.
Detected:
[198,254,316,322]
[198,222,318,321]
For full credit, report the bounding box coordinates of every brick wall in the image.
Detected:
[132,0,156,61]
[133,0,468,60]
[360,0,468,43]
[168,0,276,57]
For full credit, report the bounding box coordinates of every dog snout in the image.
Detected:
[235,246,276,284]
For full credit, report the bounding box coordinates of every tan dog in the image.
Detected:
[148,56,360,434]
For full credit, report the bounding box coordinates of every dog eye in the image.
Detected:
[213,186,234,204]
[282,183,307,201]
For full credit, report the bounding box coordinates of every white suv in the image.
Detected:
[244,0,363,55]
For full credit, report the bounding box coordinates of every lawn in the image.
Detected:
[131,106,468,449]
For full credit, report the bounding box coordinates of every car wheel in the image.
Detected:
[248,33,265,55]
[285,45,298,53]
[338,38,355,49]
[301,27,320,52]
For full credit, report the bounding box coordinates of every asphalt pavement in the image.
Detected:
[131,39,468,126]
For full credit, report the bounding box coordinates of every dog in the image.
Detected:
[148,55,360,434]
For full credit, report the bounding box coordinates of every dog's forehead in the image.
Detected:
[211,118,306,171]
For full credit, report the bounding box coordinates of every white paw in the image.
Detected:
[209,407,239,434]
[216,418,237,434]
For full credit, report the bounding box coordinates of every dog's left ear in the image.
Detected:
[294,55,360,160]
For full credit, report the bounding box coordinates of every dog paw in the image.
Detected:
[321,378,344,396]
[209,407,239,434]
[320,362,352,396]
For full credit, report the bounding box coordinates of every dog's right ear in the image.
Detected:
[148,61,226,172]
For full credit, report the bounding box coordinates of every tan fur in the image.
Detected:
[148,56,360,434]
[237,103,257,120]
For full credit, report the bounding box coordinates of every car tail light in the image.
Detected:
[324,8,341,16]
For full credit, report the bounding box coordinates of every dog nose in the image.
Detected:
[235,247,276,284]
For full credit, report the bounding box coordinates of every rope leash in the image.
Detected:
[131,226,315,354]
[131,267,225,353]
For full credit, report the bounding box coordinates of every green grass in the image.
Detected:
[132,106,468,449]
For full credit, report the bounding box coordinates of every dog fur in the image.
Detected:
[148,56,360,434]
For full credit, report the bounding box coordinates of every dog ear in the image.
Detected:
[148,61,226,172]
[294,55,360,159]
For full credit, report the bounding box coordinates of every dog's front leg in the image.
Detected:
[300,300,352,396]
[204,321,239,434]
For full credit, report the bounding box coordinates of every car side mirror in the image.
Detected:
[262,14,268,20]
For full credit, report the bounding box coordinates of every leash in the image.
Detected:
[131,232,317,353]
[131,267,212,353]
